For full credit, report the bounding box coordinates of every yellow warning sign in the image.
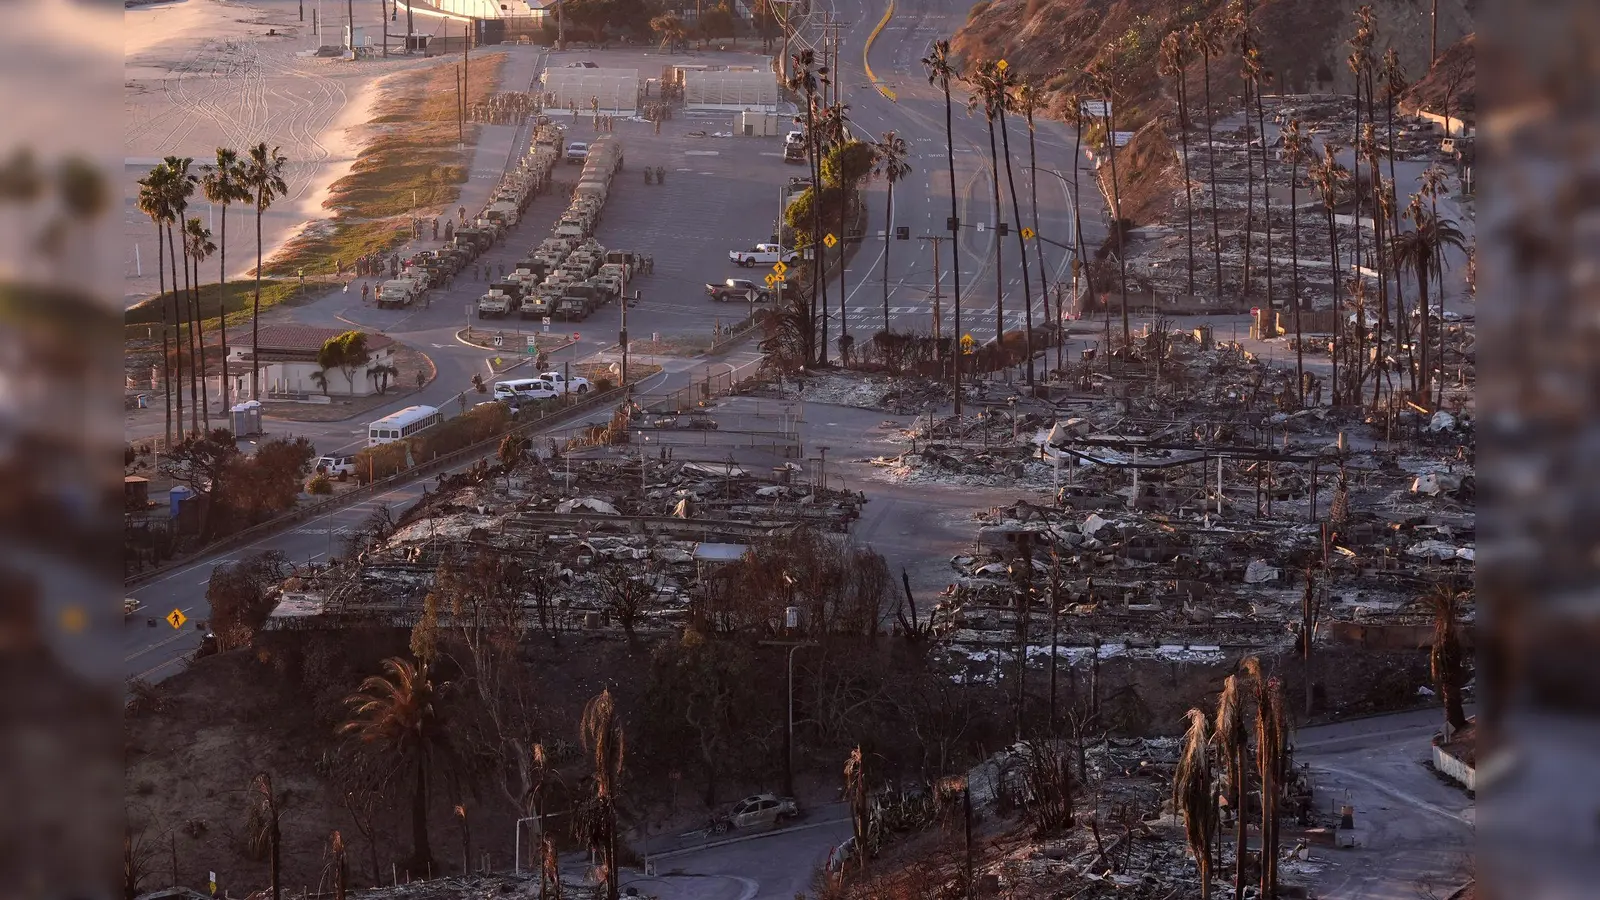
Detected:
[764,274,778,286]
[166,608,187,629]
[823,233,838,248]
[996,59,1009,72]
[960,334,976,355]
[1020,227,1036,240]
[772,261,788,276]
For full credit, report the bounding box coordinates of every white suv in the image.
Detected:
[316,455,357,476]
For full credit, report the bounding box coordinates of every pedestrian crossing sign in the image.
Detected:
[764,274,778,286]
[166,609,187,629]
[772,261,788,276]
[1021,227,1036,240]
[823,233,838,248]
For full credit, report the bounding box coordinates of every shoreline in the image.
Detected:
[123,0,498,309]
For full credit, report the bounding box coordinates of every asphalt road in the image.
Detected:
[1296,707,1476,900]
[801,0,1103,351]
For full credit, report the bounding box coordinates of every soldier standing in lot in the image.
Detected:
[432,218,439,240]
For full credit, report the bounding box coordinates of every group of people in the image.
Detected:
[469,91,542,125]
[351,253,394,278]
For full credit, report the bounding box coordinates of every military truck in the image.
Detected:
[376,278,418,309]
[477,287,516,318]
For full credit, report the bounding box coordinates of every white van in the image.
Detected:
[493,378,561,403]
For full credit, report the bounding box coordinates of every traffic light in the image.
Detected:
[997,223,1010,236]
[946,216,959,232]
[895,226,910,240]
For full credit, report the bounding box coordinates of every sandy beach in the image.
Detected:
[122,0,472,307]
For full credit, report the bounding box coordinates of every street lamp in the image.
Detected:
[760,637,818,797]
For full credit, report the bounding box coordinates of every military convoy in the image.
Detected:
[478,134,642,322]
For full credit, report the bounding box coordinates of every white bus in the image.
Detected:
[367,405,443,446]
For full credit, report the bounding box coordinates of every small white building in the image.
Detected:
[228,324,398,400]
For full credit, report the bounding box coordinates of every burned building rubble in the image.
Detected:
[263,434,865,638]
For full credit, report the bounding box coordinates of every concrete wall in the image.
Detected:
[1433,743,1476,790]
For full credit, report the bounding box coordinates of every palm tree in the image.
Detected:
[1281,121,1310,401]
[1380,50,1410,361]
[185,218,217,429]
[1086,48,1131,349]
[1310,145,1350,404]
[136,164,174,447]
[1345,10,1375,281]
[203,148,251,415]
[1174,708,1216,900]
[1425,585,1471,732]
[1389,205,1465,404]
[341,656,446,876]
[1215,660,1258,900]
[1011,82,1056,373]
[242,143,289,399]
[1417,165,1453,407]
[1190,18,1226,298]
[965,61,1008,354]
[249,773,284,900]
[1233,5,1256,298]
[922,41,964,409]
[872,131,911,335]
[162,156,198,435]
[787,50,824,365]
[994,65,1039,385]
[1360,125,1390,410]
[576,690,625,900]
[816,100,854,348]
[1244,45,1275,322]
[1159,30,1197,299]
[1062,84,1090,338]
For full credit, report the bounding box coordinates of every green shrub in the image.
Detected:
[307,474,333,495]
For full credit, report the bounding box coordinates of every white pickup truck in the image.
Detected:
[541,371,592,394]
[729,243,800,267]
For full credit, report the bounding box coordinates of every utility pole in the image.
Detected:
[461,23,470,145]
[346,0,354,58]
[556,0,564,51]
[921,235,949,365]
[381,0,387,58]
[620,263,631,386]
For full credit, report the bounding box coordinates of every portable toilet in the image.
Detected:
[169,485,193,518]
[231,401,263,436]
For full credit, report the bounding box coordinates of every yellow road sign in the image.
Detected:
[774,274,786,283]
[166,608,187,629]
[823,233,838,248]
[1021,226,1036,240]
[764,274,777,286]
[772,261,788,276]
[960,333,976,355]
[996,59,1009,72]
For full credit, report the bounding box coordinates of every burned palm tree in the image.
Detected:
[1254,678,1287,900]
[844,746,871,871]
[921,40,965,410]
[1426,585,1471,733]
[1281,120,1310,401]
[1174,709,1217,900]
[1215,660,1258,900]
[576,689,625,900]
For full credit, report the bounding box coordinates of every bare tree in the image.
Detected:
[1174,709,1217,900]
[594,556,659,649]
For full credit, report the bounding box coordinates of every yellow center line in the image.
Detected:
[863,0,898,102]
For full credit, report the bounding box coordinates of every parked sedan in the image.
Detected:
[725,794,799,829]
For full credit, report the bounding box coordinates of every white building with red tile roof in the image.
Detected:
[227,325,398,399]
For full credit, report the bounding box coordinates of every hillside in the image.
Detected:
[954,0,1476,128]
